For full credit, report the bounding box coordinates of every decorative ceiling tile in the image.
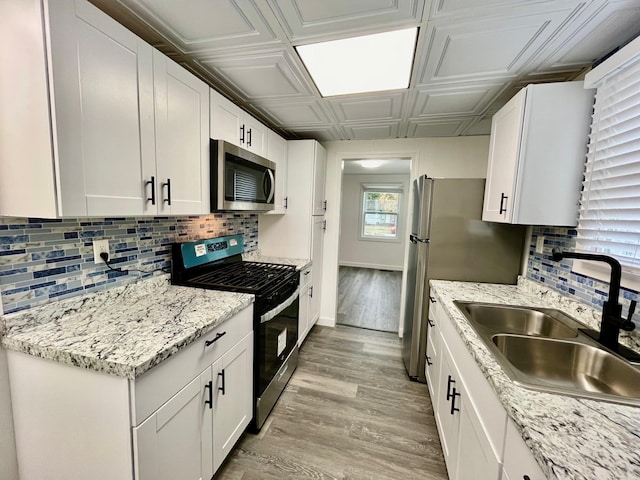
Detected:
[416,5,581,85]
[429,0,564,18]
[291,125,347,141]
[253,100,333,127]
[406,117,472,137]
[268,0,426,42]
[106,0,281,53]
[410,83,503,117]
[198,50,315,101]
[461,117,493,135]
[533,0,640,71]
[327,92,405,123]
[341,122,402,140]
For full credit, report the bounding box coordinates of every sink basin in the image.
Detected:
[453,300,640,406]
[454,302,579,339]
[492,334,640,401]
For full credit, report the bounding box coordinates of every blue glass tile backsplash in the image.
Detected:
[0,214,258,314]
[526,226,639,314]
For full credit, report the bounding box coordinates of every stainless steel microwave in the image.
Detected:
[210,140,275,211]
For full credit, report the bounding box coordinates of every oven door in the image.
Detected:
[257,288,299,397]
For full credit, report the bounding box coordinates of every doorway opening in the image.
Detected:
[336,157,411,334]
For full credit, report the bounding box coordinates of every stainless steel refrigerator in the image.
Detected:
[402,176,525,381]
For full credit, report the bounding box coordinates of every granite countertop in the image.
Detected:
[1,275,253,379]
[243,251,311,271]
[429,278,640,480]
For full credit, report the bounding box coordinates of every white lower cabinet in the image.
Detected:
[7,306,253,480]
[430,292,513,480]
[502,419,546,480]
[134,331,253,480]
[298,264,313,345]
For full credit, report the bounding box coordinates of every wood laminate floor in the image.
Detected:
[337,267,402,333]
[215,325,448,480]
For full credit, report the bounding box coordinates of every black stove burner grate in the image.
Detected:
[188,261,296,293]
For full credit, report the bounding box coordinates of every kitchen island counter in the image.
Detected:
[1,275,253,379]
[430,278,640,480]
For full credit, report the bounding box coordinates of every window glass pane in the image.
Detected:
[362,191,400,238]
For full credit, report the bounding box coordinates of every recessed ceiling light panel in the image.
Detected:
[296,28,418,97]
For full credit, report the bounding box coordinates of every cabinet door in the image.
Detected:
[134,368,213,480]
[241,114,268,157]
[212,332,253,473]
[210,88,241,147]
[154,51,209,215]
[482,88,526,223]
[435,344,462,478]
[455,392,502,480]
[265,130,288,215]
[503,420,546,480]
[309,217,325,325]
[312,142,328,216]
[298,283,311,345]
[48,0,155,217]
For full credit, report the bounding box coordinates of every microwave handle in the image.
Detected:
[266,169,275,203]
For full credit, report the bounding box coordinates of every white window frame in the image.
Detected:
[359,183,403,243]
[573,35,640,292]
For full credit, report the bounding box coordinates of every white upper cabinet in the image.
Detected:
[0,0,209,218]
[312,143,328,216]
[153,51,209,215]
[264,130,289,215]
[210,88,268,157]
[482,81,594,226]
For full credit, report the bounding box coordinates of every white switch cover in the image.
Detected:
[535,236,544,254]
[93,239,109,264]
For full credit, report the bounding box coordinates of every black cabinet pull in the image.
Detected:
[523,476,531,480]
[322,219,327,231]
[446,375,455,400]
[499,193,508,214]
[309,285,314,298]
[323,200,327,211]
[429,296,436,304]
[205,331,226,347]
[218,370,226,395]
[450,388,460,415]
[247,128,252,147]
[204,380,213,409]
[426,356,432,366]
[284,196,288,209]
[163,178,172,206]
[428,319,435,327]
[240,124,245,144]
[146,176,156,205]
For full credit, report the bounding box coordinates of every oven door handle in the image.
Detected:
[260,288,299,324]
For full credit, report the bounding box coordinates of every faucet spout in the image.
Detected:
[551,248,633,353]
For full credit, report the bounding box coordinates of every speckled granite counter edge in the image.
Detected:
[429,277,640,480]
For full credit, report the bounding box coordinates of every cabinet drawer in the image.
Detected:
[503,420,546,480]
[131,305,253,425]
[300,265,312,289]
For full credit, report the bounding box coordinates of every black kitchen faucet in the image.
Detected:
[552,248,639,361]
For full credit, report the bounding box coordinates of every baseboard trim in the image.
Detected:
[338,262,403,272]
[317,316,335,327]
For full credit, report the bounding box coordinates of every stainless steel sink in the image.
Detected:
[453,301,640,406]
[492,334,640,401]
[455,302,579,339]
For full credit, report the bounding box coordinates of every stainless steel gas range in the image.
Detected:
[171,235,299,431]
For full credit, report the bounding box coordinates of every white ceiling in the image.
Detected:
[89,0,640,141]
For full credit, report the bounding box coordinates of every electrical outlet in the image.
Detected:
[93,239,109,264]
[535,236,544,254]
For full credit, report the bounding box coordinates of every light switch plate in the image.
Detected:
[93,239,109,264]
[535,236,544,254]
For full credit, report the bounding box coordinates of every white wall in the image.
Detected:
[0,307,19,480]
[339,173,409,270]
[319,136,490,329]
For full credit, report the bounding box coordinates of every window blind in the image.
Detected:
[576,54,640,274]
